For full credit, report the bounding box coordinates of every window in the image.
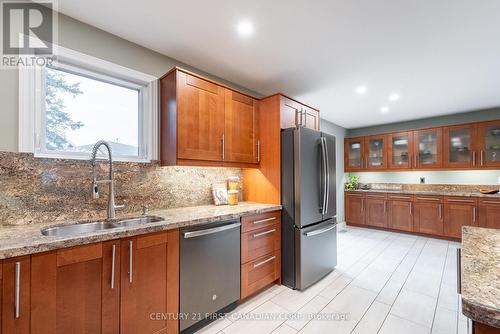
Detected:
[19,44,158,162]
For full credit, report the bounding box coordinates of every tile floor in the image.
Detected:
[196,226,469,334]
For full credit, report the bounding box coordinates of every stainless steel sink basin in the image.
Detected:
[41,221,116,237]
[111,216,164,228]
[41,216,164,237]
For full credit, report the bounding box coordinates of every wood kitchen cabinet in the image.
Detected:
[2,256,30,334]
[344,137,366,171]
[388,194,414,232]
[365,135,388,170]
[279,95,320,131]
[121,230,179,334]
[30,241,120,334]
[345,192,365,225]
[364,193,388,227]
[478,198,500,229]
[476,120,500,168]
[388,132,414,169]
[414,128,443,169]
[224,90,260,164]
[443,124,478,169]
[413,196,444,235]
[444,197,478,238]
[160,67,260,167]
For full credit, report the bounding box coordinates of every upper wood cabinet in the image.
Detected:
[344,137,365,171]
[365,135,388,170]
[2,256,30,334]
[280,95,320,131]
[443,124,478,169]
[388,132,414,169]
[160,68,260,167]
[224,90,260,164]
[30,241,120,334]
[413,128,443,169]
[476,120,500,168]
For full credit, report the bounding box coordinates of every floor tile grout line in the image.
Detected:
[429,240,451,334]
[375,237,430,334]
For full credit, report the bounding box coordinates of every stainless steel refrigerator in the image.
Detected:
[281,127,338,290]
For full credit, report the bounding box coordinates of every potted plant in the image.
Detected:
[344,175,361,190]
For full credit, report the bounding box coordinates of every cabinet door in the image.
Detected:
[365,135,388,170]
[443,124,477,169]
[478,199,500,229]
[177,71,225,162]
[444,200,477,238]
[476,120,500,168]
[301,106,320,131]
[365,195,388,227]
[345,194,365,225]
[413,198,444,235]
[224,90,259,164]
[121,230,179,334]
[388,200,413,232]
[30,241,120,334]
[388,132,413,169]
[2,256,30,334]
[414,128,443,169]
[344,137,365,171]
[280,96,301,129]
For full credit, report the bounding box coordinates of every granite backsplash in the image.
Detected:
[0,152,243,226]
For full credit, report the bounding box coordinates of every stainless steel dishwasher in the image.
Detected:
[180,219,241,333]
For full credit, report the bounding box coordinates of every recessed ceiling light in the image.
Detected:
[237,20,254,37]
[388,93,400,102]
[380,106,390,113]
[355,85,367,95]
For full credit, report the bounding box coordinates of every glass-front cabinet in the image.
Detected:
[365,135,387,169]
[443,124,476,168]
[344,137,365,171]
[388,132,413,169]
[414,128,442,168]
[477,120,500,168]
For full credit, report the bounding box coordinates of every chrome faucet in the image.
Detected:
[90,140,124,220]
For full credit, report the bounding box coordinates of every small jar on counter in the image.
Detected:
[227,190,239,205]
[227,176,239,191]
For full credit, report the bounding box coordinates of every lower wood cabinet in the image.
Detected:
[444,197,478,238]
[364,194,388,228]
[388,195,414,232]
[240,210,281,299]
[345,193,365,225]
[413,196,444,236]
[28,230,179,334]
[2,256,30,334]
[478,198,500,229]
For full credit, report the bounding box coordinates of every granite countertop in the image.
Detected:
[461,226,500,328]
[0,202,281,260]
[345,189,500,198]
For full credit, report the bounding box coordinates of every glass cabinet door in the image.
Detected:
[389,132,412,169]
[444,125,475,168]
[365,135,387,169]
[478,121,500,167]
[414,128,442,168]
[345,138,364,170]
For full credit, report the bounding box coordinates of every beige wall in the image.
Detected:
[0,13,261,152]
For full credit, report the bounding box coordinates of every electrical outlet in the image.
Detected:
[420,177,426,184]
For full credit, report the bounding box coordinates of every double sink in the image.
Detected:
[41,216,164,237]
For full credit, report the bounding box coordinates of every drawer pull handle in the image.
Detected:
[253,217,276,225]
[416,197,441,202]
[15,261,20,319]
[367,195,385,198]
[390,196,412,200]
[253,256,276,268]
[481,200,500,205]
[253,229,276,238]
[448,199,474,203]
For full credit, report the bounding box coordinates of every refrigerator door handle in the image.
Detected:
[323,137,330,215]
[305,223,336,237]
[320,137,328,215]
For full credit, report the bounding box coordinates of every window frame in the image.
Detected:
[19,43,158,162]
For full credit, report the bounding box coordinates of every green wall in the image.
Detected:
[0,13,261,152]
[347,107,500,137]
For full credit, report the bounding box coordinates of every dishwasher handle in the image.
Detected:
[183,222,241,239]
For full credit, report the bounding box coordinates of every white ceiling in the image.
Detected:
[57,0,500,129]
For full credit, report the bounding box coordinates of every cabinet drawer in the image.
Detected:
[241,223,280,264]
[414,195,444,203]
[387,194,413,201]
[345,192,365,198]
[478,198,500,206]
[241,250,280,299]
[445,196,477,205]
[365,193,387,199]
[241,210,281,233]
